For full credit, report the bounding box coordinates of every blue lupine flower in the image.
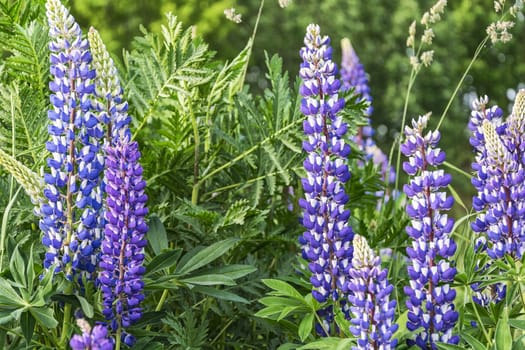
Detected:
[298,24,354,307]
[348,234,397,350]
[468,94,525,305]
[401,114,459,349]
[98,137,148,346]
[340,39,394,186]
[70,319,114,350]
[41,0,104,280]
[469,94,525,260]
[340,38,373,117]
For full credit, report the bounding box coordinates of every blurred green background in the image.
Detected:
[70,0,525,201]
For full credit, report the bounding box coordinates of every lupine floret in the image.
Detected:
[298,24,354,307]
[402,114,458,349]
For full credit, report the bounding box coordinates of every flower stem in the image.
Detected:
[115,327,121,350]
[59,285,73,348]
[393,68,418,191]
[436,36,488,131]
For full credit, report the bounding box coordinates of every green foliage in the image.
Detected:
[3,0,525,349]
[162,311,209,349]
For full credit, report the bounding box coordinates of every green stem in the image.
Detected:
[203,166,301,198]
[59,289,73,348]
[393,68,418,191]
[201,0,265,191]
[436,36,489,131]
[145,288,170,332]
[0,324,48,348]
[191,102,200,205]
[470,290,491,346]
[194,119,300,201]
[155,289,169,312]
[115,326,121,350]
[443,160,473,179]
[210,318,234,344]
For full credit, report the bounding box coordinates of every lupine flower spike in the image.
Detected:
[89,28,148,346]
[70,318,114,350]
[0,148,44,206]
[340,39,394,185]
[348,234,398,350]
[469,92,525,304]
[298,24,353,332]
[470,92,525,259]
[41,0,105,280]
[401,114,459,348]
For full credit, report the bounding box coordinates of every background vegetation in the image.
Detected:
[0,0,524,349]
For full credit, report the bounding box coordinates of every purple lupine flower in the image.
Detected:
[70,319,114,350]
[298,24,354,306]
[469,93,525,260]
[401,114,458,349]
[348,234,397,350]
[41,0,104,280]
[340,39,394,186]
[340,38,373,117]
[467,93,525,305]
[99,137,148,346]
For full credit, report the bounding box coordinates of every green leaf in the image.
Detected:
[20,311,35,345]
[495,307,512,350]
[298,338,351,349]
[447,184,468,212]
[262,279,303,300]
[0,308,22,325]
[197,264,257,280]
[0,278,25,306]
[277,344,298,350]
[29,307,57,328]
[145,248,183,276]
[298,312,314,342]
[509,319,525,331]
[277,306,300,321]
[148,215,169,255]
[259,296,303,308]
[9,244,26,288]
[192,285,249,303]
[254,305,284,319]
[462,332,487,350]
[76,295,94,318]
[26,245,35,292]
[180,274,236,286]
[435,343,468,350]
[175,238,237,275]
